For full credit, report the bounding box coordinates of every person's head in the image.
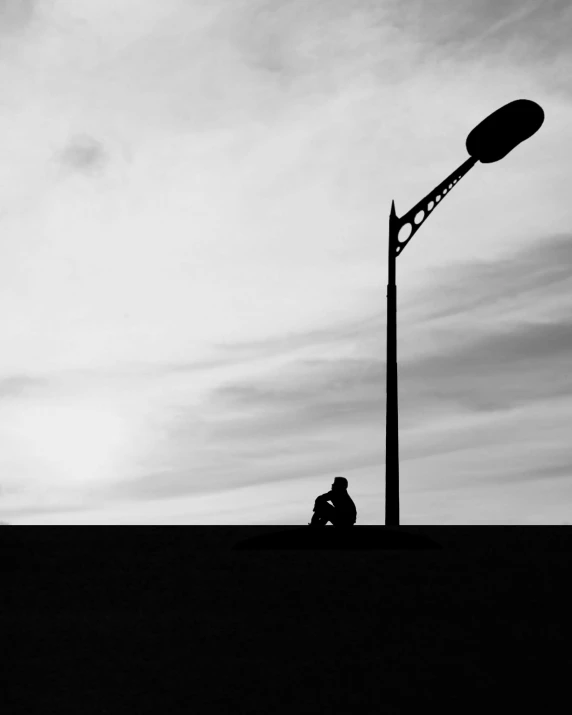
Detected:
[332,476,348,491]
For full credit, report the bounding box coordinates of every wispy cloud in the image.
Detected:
[106,227,572,518]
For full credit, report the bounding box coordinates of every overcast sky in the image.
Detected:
[0,0,570,525]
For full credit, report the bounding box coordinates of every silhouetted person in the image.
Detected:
[309,476,357,527]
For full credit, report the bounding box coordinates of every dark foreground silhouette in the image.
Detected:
[3,526,569,713]
[233,526,442,550]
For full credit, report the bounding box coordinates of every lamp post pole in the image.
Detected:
[385,156,479,526]
[385,199,399,526]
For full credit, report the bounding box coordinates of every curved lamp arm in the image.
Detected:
[390,155,479,258]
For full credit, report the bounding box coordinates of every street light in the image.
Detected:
[385,98,545,526]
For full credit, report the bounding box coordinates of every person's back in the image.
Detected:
[326,486,357,525]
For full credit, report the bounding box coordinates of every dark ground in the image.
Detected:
[3,525,571,713]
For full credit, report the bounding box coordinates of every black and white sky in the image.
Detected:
[0,0,570,524]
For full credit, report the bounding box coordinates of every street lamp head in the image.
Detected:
[466,99,544,163]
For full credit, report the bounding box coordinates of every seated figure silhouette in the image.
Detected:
[309,476,357,527]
